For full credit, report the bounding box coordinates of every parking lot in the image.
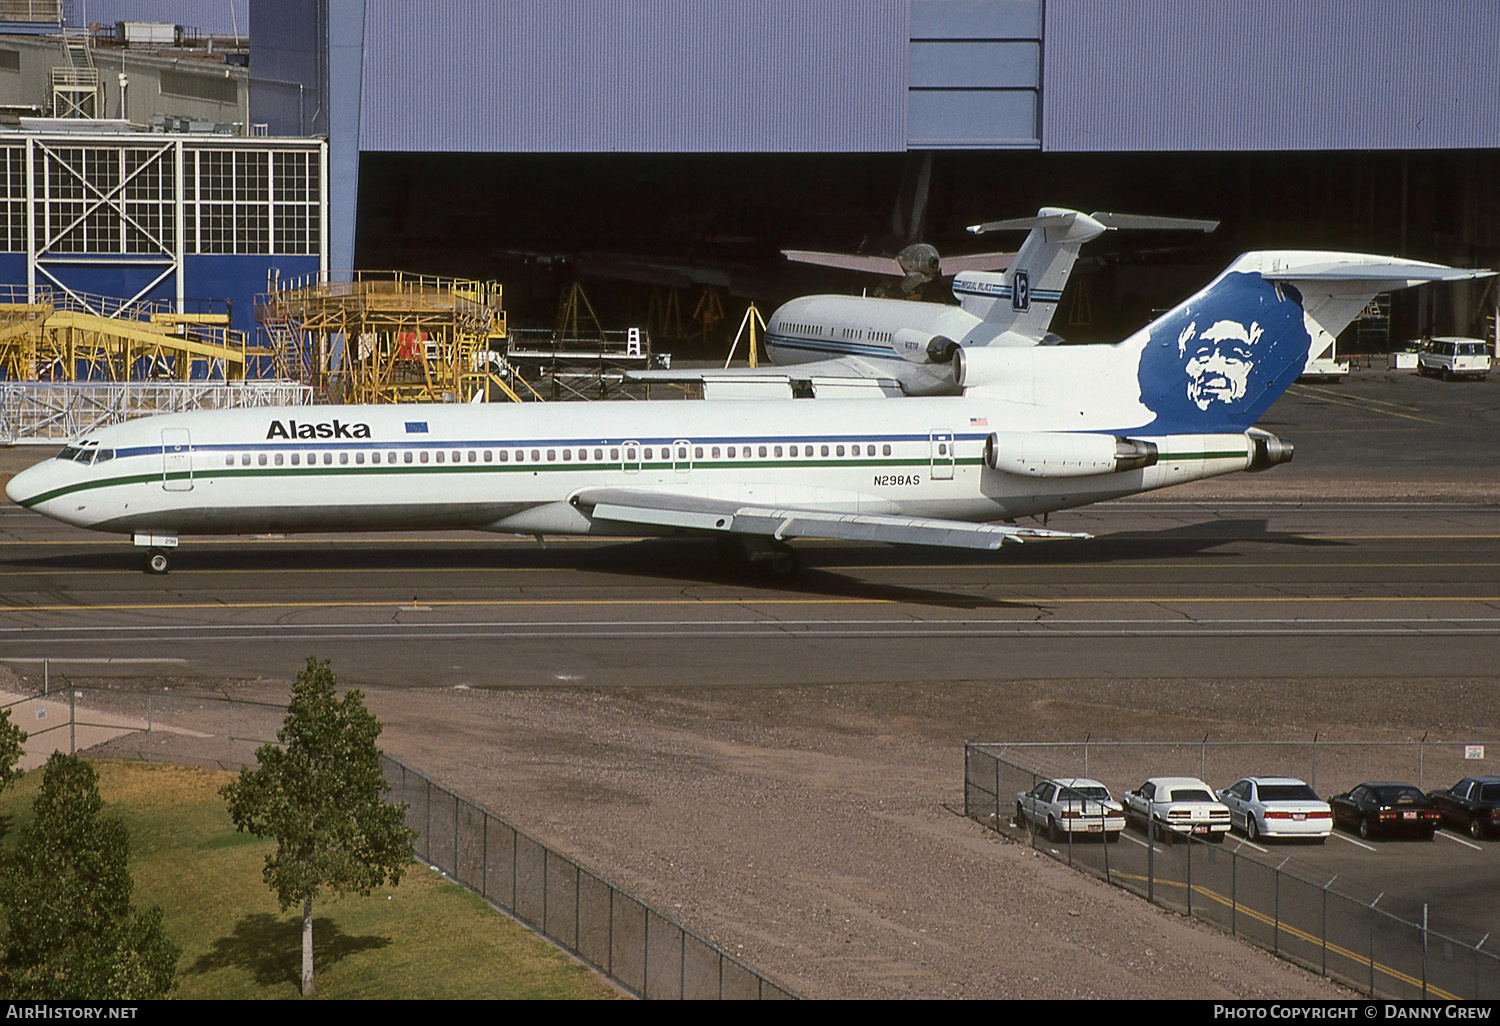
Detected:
[971,744,1500,999]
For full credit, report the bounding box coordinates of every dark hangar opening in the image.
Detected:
[355,149,1499,351]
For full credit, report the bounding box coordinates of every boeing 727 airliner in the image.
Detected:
[7,251,1489,574]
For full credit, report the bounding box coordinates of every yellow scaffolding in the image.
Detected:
[255,271,535,404]
[0,286,247,383]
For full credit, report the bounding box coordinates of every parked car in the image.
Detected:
[1427,777,1500,840]
[1328,782,1442,840]
[1121,777,1231,844]
[1216,777,1332,842]
[1014,778,1125,842]
[1416,336,1491,380]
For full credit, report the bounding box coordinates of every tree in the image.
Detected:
[220,657,416,996]
[0,706,26,792]
[0,754,179,999]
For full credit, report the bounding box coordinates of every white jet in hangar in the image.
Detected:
[6,250,1490,575]
[630,207,1219,398]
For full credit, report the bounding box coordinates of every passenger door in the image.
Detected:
[161,428,193,492]
[928,430,955,480]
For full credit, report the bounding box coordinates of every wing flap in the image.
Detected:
[575,488,1090,552]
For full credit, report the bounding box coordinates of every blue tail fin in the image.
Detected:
[1132,251,1493,433]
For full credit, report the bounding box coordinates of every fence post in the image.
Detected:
[1147,814,1154,905]
[994,754,1001,831]
[146,694,153,761]
[1274,865,1280,956]
[1321,881,1328,977]
[1186,836,1192,917]
[1422,903,1428,999]
[1231,850,1237,936]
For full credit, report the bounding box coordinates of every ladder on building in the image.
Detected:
[50,0,100,118]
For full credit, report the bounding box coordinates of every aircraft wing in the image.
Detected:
[571,488,1090,551]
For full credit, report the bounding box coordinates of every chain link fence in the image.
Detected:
[1,683,796,1000]
[966,741,1500,1001]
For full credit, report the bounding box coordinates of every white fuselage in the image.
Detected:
[9,395,1258,540]
[764,295,1016,395]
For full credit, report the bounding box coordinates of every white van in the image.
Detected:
[1417,336,1491,380]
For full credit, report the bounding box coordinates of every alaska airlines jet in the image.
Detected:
[632,208,1218,398]
[7,251,1487,575]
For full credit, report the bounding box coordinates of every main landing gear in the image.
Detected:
[134,532,179,575]
[715,536,801,580]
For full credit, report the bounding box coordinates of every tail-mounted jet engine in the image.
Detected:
[984,432,1159,478]
[893,327,958,364]
[1246,428,1294,471]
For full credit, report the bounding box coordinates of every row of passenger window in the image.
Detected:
[223,442,899,468]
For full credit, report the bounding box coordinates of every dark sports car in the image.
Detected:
[1428,777,1500,839]
[1328,782,1442,840]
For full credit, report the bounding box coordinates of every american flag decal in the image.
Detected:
[970,416,988,426]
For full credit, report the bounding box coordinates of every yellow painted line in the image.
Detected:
[1289,383,1424,414]
[1107,869,1460,999]
[1286,385,1437,424]
[0,597,896,613]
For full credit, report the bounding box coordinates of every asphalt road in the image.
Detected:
[2,499,1500,684]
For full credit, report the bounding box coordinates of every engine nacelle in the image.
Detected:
[893,328,957,365]
[984,432,1160,478]
[1246,428,1294,471]
[952,346,1025,389]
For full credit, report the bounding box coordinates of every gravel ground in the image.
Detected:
[215,675,1375,1000]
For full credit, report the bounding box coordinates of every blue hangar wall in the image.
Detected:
[247,0,1500,280]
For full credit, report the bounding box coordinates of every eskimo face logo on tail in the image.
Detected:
[1137,272,1310,431]
[1179,319,1262,410]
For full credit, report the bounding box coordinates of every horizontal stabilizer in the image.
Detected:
[782,250,905,276]
[1260,262,1494,283]
[574,488,1089,551]
[967,210,1218,236]
[1091,212,1220,232]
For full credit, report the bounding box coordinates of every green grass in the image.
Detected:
[0,761,621,1000]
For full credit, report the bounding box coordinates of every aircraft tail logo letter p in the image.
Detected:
[1011,271,1030,312]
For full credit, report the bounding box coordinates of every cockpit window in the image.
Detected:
[53,445,113,465]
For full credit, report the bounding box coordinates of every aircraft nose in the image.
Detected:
[6,461,47,507]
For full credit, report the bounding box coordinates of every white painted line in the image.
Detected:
[1436,830,1483,851]
[0,656,187,664]
[1331,832,1377,852]
[1235,837,1269,854]
[1120,832,1160,853]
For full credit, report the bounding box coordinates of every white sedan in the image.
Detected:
[1121,777,1232,843]
[1014,778,1125,842]
[1216,777,1332,842]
